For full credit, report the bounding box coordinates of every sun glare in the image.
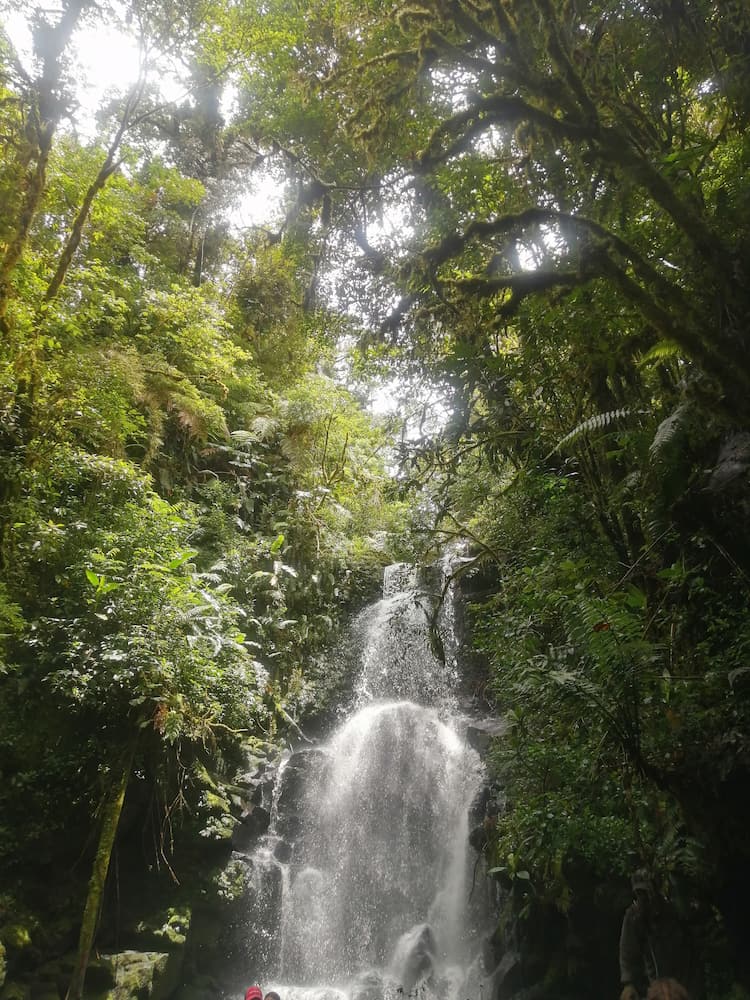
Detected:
[1,5,285,226]
[2,6,184,136]
[3,9,141,99]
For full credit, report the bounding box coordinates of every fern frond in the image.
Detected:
[552,408,634,453]
[649,401,692,458]
[231,416,280,447]
[638,340,683,366]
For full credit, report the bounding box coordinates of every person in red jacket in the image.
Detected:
[245,986,263,1000]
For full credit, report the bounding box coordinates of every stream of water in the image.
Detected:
[232,562,490,1000]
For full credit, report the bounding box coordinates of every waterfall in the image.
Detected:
[234,561,489,1000]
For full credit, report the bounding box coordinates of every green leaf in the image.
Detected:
[167,549,198,570]
[624,585,646,609]
[270,533,285,553]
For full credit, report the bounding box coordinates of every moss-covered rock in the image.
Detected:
[0,928,32,955]
[132,910,191,953]
[39,949,181,1000]
[0,924,34,970]
[0,981,30,1000]
[81,950,178,1000]
[0,919,41,978]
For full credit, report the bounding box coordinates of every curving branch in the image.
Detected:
[379,292,418,335]
[409,5,725,270]
[423,207,694,317]
[43,76,147,304]
[596,126,725,265]
[531,0,599,121]
[416,93,597,171]
[0,0,94,331]
[445,265,598,317]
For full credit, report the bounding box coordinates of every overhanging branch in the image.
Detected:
[417,93,597,170]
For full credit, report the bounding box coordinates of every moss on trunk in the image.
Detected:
[65,744,136,1000]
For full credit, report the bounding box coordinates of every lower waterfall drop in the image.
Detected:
[237,562,490,1000]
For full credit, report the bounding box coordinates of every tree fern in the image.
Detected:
[231,415,281,445]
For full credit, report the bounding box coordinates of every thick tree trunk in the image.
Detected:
[65,743,136,1000]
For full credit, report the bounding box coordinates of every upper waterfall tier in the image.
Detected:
[382,562,421,598]
[351,562,459,708]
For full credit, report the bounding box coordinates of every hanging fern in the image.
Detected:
[552,407,635,453]
[638,340,683,367]
[649,401,693,459]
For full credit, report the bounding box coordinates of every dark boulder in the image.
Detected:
[231,806,271,852]
[392,923,436,993]
[275,748,330,841]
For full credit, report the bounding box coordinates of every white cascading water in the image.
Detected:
[237,560,488,1000]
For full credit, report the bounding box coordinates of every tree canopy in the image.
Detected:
[1,1,750,997]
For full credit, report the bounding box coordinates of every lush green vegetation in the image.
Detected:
[228,0,750,994]
[2,0,750,998]
[0,3,405,991]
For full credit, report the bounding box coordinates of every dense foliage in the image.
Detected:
[226,0,750,995]
[2,0,750,998]
[0,2,405,990]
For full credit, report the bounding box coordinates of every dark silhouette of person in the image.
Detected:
[619,871,695,1000]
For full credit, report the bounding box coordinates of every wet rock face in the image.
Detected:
[234,857,283,975]
[489,949,523,1000]
[349,969,384,1000]
[396,923,437,993]
[274,747,331,841]
[231,806,271,852]
[465,718,510,754]
[272,840,291,863]
[234,765,275,814]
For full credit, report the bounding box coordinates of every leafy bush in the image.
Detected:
[0,447,266,876]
